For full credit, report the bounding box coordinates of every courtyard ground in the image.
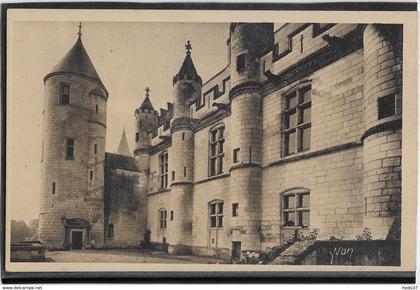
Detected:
[46,248,230,264]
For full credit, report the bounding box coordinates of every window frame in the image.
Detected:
[236,53,246,72]
[59,83,70,105]
[65,138,75,160]
[232,203,239,217]
[378,94,396,120]
[107,223,114,239]
[209,125,225,177]
[282,191,310,228]
[209,200,224,229]
[159,151,169,190]
[159,208,167,229]
[283,85,312,156]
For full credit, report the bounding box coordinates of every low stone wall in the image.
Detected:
[305,240,400,266]
[191,246,230,259]
[272,240,400,266]
[11,241,45,262]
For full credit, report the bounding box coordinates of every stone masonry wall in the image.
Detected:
[147,191,170,244]
[104,168,142,247]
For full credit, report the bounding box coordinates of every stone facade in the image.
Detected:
[39,23,403,258]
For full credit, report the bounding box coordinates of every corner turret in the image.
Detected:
[134,87,159,167]
[172,41,202,119]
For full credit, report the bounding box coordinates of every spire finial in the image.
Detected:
[145,86,150,97]
[77,22,82,38]
[185,40,192,54]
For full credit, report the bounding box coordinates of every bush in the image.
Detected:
[355,228,372,240]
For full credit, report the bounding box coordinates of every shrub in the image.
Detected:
[355,227,373,240]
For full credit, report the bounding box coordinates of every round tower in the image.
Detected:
[362,24,402,239]
[228,23,273,254]
[168,41,202,254]
[39,26,108,249]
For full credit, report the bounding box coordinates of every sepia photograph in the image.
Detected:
[2,3,418,283]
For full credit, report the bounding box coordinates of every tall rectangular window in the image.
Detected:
[232,203,239,217]
[95,104,99,113]
[135,132,139,142]
[107,224,114,239]
[236,54,246,72]
[52,182,56,194]
[209,126,225,176]
[159,209,167,229]
[89,170,93,180]
[94,144,97,154]
[159,151,168,190]
[66,138,74,160]
[233,148,240,163]
[209,201,224,228]
[59,83,70,104]
[284,85,312,156]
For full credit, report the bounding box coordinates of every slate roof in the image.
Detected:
[139,96,155,111]
[105,153,139,172]
[174,53,202,84]
[44,36,106,90]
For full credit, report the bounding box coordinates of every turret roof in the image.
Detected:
[173,41,202,84]
[139,96,155,111]
[45,36,106,90]
[176,53,200,80]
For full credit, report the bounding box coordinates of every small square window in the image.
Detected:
[232,203,239,217]
[378,94,396,119]
[236,54,246,72]
[284,212,295,227]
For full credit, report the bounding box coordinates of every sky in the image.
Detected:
[8,21,231,222]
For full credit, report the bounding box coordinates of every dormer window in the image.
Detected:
[59,83,70,104]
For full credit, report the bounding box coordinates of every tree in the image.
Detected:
[11,220,31,242]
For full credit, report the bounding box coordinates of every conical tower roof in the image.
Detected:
[117,129,131,157]
[140,96,155,111]
[44,34,107,93]
[173,41,202,85]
